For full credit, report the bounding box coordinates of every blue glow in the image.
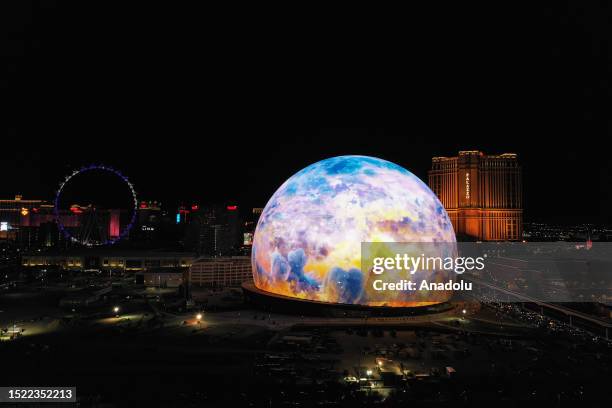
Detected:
[54,164,137,246]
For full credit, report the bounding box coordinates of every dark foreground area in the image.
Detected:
[2,305,611,407]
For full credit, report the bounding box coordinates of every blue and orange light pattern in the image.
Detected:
[252,156,456,307]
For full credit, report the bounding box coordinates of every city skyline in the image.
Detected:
[2,137,610,227]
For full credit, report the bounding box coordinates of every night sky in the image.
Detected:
[2,2,611,225]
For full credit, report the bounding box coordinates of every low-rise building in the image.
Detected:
[137,267,188,288]
[22,250,196,272]
[188,256,251,288]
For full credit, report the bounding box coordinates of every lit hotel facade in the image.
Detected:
[428,150,522,241]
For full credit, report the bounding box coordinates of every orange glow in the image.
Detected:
[429,150,522,241]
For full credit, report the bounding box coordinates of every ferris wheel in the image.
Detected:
[54,165,138,247]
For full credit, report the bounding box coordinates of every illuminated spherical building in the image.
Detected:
[251,155,456,308]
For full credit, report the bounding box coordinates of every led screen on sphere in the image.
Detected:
[252,156,456,307]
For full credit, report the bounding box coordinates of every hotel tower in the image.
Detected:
[428,150,522,241]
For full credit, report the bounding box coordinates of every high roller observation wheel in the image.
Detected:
[53,164,138,247]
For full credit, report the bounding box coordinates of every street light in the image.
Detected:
[196,313,203,323]
[366,369,372,377]
[113,306,120,316]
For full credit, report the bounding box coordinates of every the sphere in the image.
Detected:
[251,155,456,307]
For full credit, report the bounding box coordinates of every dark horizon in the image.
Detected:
[1,134,610,227]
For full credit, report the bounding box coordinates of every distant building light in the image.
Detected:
[0,222,7,232]
[227,205,237,211]
[191,204,199,211]
[20,208,29,216]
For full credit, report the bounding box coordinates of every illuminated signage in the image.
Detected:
[176,213,181,224]
[227,205,237,211]
[465,172,470,200]
[20,208,29,216]
[0,222,7,231]
[243,232,253,245]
